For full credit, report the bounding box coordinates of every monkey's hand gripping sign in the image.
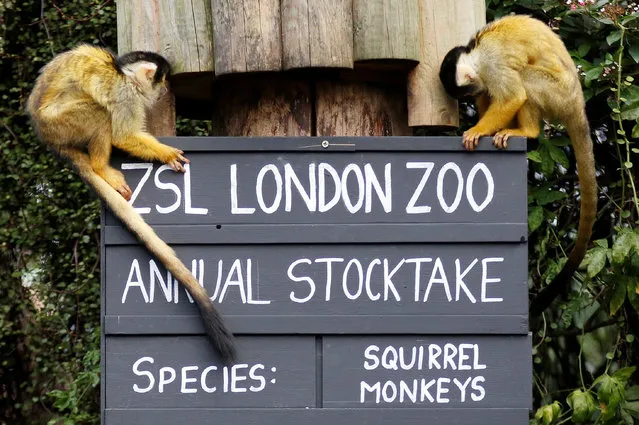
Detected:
[101,137,531,425]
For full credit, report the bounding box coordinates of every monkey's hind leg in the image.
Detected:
[112,132,189,172]
[492,101,541,149]
[88,134,132,200]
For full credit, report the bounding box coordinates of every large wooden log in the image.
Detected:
[353,0,420,64]
[116,0,214,74]
[308,0,354,68]
[158,0,214,73]
[281,0,354,70]
[316,79,411,136]
[212,0,282,75]
[407,0,485,127]
[210,75,312,136]
[116,0,160,54]
[281,0,310,69]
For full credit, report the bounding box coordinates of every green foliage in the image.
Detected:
[483,1,639,425]
[0,3,114,423]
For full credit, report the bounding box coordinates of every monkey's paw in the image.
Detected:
[161,146,190,172]
[492,131,514,149]
[102,168,132,200]
[462,127,489,151]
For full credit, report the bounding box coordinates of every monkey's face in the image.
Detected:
[439,46,484,99]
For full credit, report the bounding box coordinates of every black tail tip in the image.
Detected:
[215,333,238,365]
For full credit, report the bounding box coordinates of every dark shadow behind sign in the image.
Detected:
[101,137,531,425]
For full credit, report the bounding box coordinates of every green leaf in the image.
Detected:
[586,248,607,277]
[612,366,637,382]
[623,401,639,419]
[612,231,639,265]
[597,374,625,420]
[567,389,596,423]
[621,103,639,121]
[529,206,544,232]
[534,188,568,206]
[527,150,543,163]
[594,239,609,249]
[584,66,603,83]
[547,144,570,169]
[534,401,562,425]
[633,122,639,139]
[577,42,592,57]
[626,385,639,401]
[607,30,622,45]
[610,279,627,315]
[629,44,639,63]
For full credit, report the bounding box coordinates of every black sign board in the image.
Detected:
[101,136,531,425]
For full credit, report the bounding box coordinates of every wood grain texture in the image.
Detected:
[407,0,485,127]
[316,80,411,136]
[210,75,311,136]
[115,0,133,54]
[308,0,353,68]
[158,0,214,73]
[212,0,282,75]
[353,0,420,63]
[281,0,311,69]
[117,0,213,74]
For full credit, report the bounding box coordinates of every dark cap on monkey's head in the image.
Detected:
[439,45,476,100]
[115,51,171,84]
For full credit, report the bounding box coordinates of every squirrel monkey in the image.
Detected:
[438,15,597,316]
[26,45,236,363]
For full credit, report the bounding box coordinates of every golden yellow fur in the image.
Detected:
[26,45,237,362]
[27,45,186,199]
[444,15,597,314]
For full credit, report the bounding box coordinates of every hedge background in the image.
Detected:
[0,1,637,424]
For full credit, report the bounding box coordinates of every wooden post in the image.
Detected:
[210,75,312,136]
[407,0,485,128]
[116,0,486,137]
[316,79,411,136]
[353,0,420,63]
[212,0,282,74]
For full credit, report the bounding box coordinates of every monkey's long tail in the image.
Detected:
[530,113,597,317]
[83,169,237,363]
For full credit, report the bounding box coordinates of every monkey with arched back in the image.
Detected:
[438,15,597,316]
[26,45,237,363]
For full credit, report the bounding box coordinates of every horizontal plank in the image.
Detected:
[104,335,531,409]
[105,243,527,331]
[106,150,527,226]
[104,223,528,244]
[105,408,530,425]
[151,136,527,152]
[104,315,529,335]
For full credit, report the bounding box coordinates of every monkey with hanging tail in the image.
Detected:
[438,15,598,317]
[26,45,237,363]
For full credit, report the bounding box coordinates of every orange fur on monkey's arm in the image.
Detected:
[463,92,526,150]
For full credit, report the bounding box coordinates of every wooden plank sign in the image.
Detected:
[101,137,531,425]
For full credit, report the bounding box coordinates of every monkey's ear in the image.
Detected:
[122,62,158,83]
[455,63,478,87]
[136,63,158,82]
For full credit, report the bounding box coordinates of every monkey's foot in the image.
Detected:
[493,129,532,149]
[99,168,132,200]
[160,145,190,172]
[462,127,490,151]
